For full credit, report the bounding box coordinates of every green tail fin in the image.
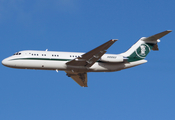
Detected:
[122,30,172,62]
[127,42,154,62]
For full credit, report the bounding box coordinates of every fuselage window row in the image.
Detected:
[52,55,59,57]
[70,55,81,58]
[29,53,60,57]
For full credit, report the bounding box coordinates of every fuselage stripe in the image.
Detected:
[10,58,105,63]
[10,58,71,61]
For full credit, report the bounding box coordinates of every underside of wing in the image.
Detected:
[65,71,88,87]
[66,39,117,68]
[65,39,117,87]
[143,30,172,42]
[142,30,172,51]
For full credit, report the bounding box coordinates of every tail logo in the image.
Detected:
[135,44,150,58]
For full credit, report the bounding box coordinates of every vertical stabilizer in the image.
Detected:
[121,30,172,62]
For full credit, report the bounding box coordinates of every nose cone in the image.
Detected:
[2,57,16,68]
[2,58,8,66]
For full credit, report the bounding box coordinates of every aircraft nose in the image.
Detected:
[2,58,8,66]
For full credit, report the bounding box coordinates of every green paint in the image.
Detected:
[127,43,154,62]
[11,58,71,62]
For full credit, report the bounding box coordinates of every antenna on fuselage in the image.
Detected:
[46,49,48,51]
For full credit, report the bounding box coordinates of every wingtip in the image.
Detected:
[111,39,118,42]
[167,30,172,32]
[163,30,172,35]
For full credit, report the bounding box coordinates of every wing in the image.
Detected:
[66,39,117,67]
[66,71,88,87]
[66,39,117,87]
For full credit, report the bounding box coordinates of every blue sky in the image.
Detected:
[0,0,175,120]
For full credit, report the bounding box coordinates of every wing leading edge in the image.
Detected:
[65,39,117,87]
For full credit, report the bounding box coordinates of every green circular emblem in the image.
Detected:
[135,44,150,58]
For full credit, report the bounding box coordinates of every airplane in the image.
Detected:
[2,30,172,87]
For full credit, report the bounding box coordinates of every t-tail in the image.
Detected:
[121,30,172,62]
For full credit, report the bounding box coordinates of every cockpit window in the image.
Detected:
[13,52,21,55]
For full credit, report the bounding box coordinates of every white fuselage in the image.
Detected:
[2,30,171,87]
[2,50,147,72]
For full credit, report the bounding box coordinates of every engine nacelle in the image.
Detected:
[100,55,125,63]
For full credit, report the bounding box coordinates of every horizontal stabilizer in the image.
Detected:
[142,30,172,42]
